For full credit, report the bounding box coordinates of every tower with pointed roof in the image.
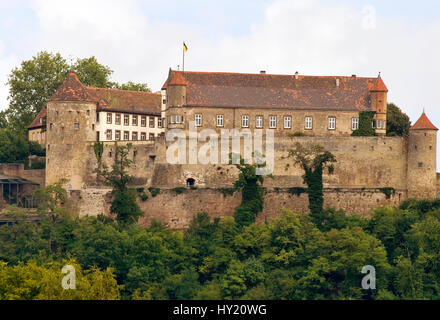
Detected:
[45,72,100,189]
[370,76,388,136]
[407,112,438,198]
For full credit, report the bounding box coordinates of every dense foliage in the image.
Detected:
[1,196,440,300]
[352,111,376,136]
[386,103,411,137]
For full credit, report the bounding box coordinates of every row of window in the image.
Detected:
[105,113,161,128]
[102,130,156,141]
[31,131,45,142]
[188,114,374,131]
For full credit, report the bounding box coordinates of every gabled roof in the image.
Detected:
[410,112,438,131]
[28,106,46,130]
[162,70,386,111]
[48,72,161,115]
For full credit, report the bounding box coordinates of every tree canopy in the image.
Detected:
[386,103,411,137]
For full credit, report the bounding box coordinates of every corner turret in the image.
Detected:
[407,112,438,199]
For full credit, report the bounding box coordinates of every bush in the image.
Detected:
[173,187,187,195]
[148,187,160,197]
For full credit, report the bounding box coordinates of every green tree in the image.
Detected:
[386,103,411,137]
[72,56,114,88]
[6,51,69,132]
[113,81,151,92]
[95,143,143,224]
[288,143,336,228]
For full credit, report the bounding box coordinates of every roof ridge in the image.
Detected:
[171,69,378,80]
[85,86,160,95]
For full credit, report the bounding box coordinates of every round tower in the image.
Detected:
[407,112,438,199]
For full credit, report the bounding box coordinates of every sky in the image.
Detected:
[1,0,440,163]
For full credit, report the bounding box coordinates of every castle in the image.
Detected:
[24,69,439,228]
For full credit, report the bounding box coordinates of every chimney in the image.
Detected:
[295,71,299,80]
[260,70,266,74]
[336,78,340,87]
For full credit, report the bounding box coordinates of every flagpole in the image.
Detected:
[182,42,185,73]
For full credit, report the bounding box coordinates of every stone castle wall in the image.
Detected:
[71,187,403,229]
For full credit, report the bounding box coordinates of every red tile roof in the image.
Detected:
[49,72,161,115]
[162,70,386,111]
[28,106,46,129]
[369,77,388,92]
[410,112,438,131]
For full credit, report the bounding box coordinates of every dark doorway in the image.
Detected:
[186,178,195,187]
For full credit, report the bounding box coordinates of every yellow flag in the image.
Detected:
[183,42,188,52]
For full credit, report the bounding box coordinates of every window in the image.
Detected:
[124,131,129,140]
[149,133,155,140]
[195,114,202,127]
[132,115,138,126]
[158,118,163,128]
[269,116,277,129]
[109,151,112,158]
[352,118,359,130]
[115,130,121,141]
[170,115,175,124]
[181,116,184,124]
[50,123,54,130]
[176,115,181,124]
[92,124,95,130]
[106,129,112,140]
[328,117,336,130]
[66,144,71,151]
[150,117,155,128]
[242,115,249,128]
[217,115,224,127]
[86,110,90,116]
[141,132,146,141]
[74,123,79,130]
[42,132,45,141]
[39,117,43,124]
[107,113,112,124]
[124,114,129,126]
[96,112,99,122]
[377,119,383,129]
[284,116,291,129]
[115,113,121,125]
[132,132,138,141]
[141,116,146,127]
[96,131,100,141]
[418,162,423,168]
[256,116,263,128]
[305,117,313,130]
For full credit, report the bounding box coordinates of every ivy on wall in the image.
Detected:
[352,111,376,136]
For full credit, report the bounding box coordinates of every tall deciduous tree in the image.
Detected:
[95,143,144,224]
[6,51,69,132]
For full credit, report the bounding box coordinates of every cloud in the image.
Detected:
[10,0,440,129]
[0,42,19,110]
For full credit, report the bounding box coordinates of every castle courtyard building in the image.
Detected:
[161,70,389,136]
